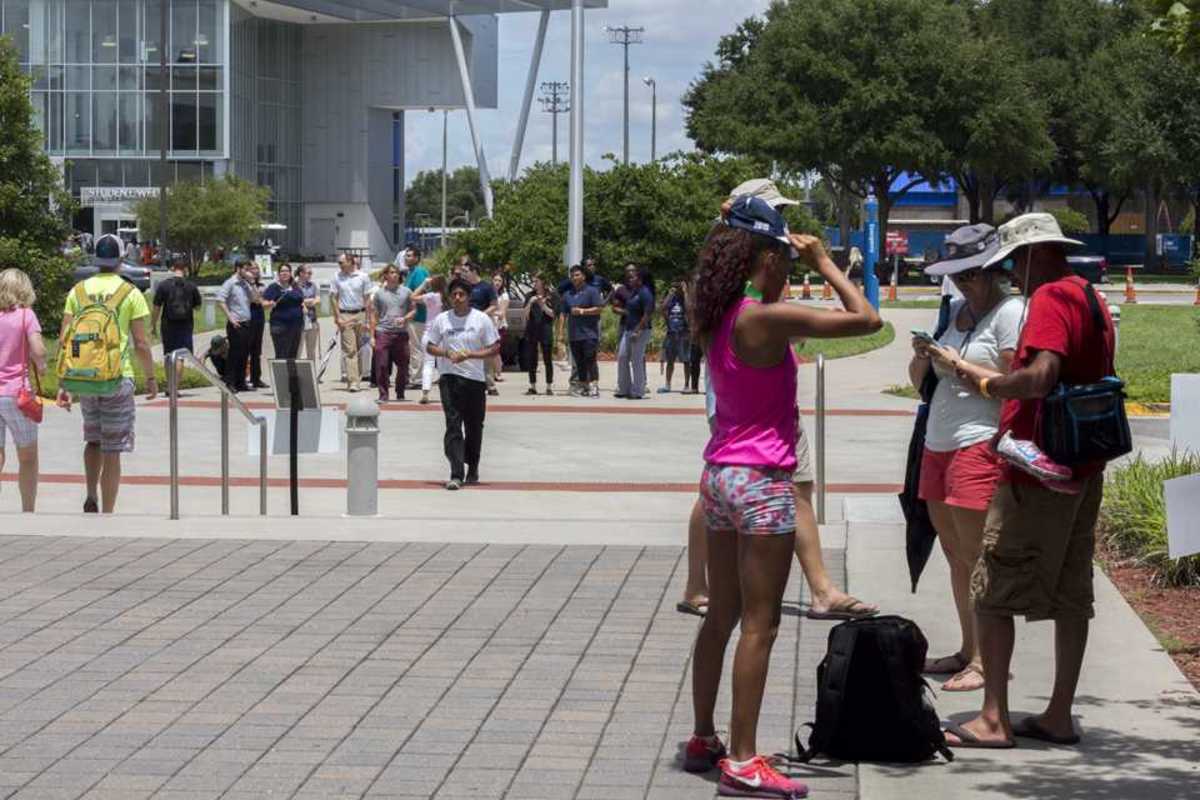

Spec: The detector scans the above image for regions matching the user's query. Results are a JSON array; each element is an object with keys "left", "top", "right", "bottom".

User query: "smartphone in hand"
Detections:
[{"left": 910, "top": 328, "right": 937, "bottom": 345}]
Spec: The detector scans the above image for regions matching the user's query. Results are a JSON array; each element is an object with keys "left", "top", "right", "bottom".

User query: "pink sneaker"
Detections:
[
  {"left": 996, "top": 431, "right": 1073, "bottom": 482},
  {"left": 717, "top": 755, "right": 809, "bottom": 798},
  {"left": 684, "top": 734, "right": 727, "bottom": 773}
]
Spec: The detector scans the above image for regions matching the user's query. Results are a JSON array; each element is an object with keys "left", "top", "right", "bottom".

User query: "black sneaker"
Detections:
[
  {"left": 525, "top": 387, "right": 538, "bottom": 396},
  {"left": 83, "top": 497, "right": 98, "bottom": 513},
  {"left": 445, "top": 479, "right": 462, "bottom": 491},
  {"left": 253, "top": 381, "right": 270, "bottom": 389},
  {"left": 545, "top": 386, "right": 554, "bottom": 396},
  {"left": 465, "top": 472, "right": 480, "bottom": 486}
]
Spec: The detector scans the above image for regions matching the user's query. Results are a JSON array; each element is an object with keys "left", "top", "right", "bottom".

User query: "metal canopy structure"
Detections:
[{"left": 247, "top": 0, "right": 606, "bottom": 23}]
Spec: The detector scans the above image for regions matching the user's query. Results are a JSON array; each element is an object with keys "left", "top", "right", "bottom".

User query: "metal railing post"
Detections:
[
  {"left": 259, "top": 425, "right": 268, "bottom": 516},
  {"left": 168, "top": 351, "right": 180, "bottom": 520},
  {"left": 815, "top": 353, "right": 827, "bottom": 525},
  {"left": 220, "top": 392, "right": 230, "bottom": 515}
]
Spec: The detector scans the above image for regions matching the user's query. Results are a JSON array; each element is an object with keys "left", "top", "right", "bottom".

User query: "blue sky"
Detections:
[{"left": 402, "top": 0, "right": 773, "bottom": 187}]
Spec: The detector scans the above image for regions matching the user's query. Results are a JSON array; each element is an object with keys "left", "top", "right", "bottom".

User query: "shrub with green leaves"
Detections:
[{"left": 1100, "top": 451, "right": 1200, "bottom": 587}]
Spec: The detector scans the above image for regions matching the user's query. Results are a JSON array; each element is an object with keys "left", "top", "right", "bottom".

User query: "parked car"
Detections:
[
  {"left": 72, "top": 260, "right": 152, "bottom": 292},
  {"left": 1066, "top": 254, "right": 1108, "bottom": 285}
]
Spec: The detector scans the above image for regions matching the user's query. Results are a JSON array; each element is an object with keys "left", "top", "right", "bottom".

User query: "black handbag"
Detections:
[{"left": 1038, "top": 281, "right": 1132, "bottom": 466}]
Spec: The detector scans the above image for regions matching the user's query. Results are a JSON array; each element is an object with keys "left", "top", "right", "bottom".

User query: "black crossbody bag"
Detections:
[{"left": 1037, "top": 281, "right": 1132, "bottom": 466}]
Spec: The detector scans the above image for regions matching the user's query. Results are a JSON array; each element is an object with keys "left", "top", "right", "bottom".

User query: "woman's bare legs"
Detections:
[
  {"left": 683, "top": 498, "right": 710, "bottom": 609},
  {"left": 793, "top": 482, "right": 876, "bottom": 616},
  {"left": 16, "top": 444, "right": 37, "bottom": 512},
  {"left": 692, "top": 528, "right": 740, "bottom": 740},
  {"left": 925, "top": 500, "right": 987, "bottom": 690}
]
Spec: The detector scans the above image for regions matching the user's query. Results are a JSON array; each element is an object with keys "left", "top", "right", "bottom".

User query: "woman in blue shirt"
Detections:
[{"left": 262, "top": 264, "right": 306, "bottom": 360}]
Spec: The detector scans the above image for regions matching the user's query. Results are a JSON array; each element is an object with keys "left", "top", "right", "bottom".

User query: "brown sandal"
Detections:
[
  {"left": 942, "top": 663, "right": 985, "bottom": 692},
  {"left": 923, "top": 652, "right": 969, "bottom": 675}
]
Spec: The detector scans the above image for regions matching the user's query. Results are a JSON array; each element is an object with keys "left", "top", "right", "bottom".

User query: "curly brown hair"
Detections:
[{"left": 690, "top": 225, "right": 786, "bottom": 350}]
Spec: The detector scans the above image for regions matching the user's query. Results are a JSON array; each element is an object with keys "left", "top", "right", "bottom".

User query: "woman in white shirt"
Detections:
[
  {"left": 490, "top": 272, "right": 510, "bottom": 387},
  {"left": 908, "top": 224, "right": 1024, "bottom": 693},
  {"left": 412, "top": 275, "right": 446, "bottom": 405}
]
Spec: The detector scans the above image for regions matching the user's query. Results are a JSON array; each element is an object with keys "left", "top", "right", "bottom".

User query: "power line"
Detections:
[
  {"left": 604, "top": 25, "right": 644, "bottom": 165},
  {"left": 538, "top": 81, "right": 571, "bottom": 167}
]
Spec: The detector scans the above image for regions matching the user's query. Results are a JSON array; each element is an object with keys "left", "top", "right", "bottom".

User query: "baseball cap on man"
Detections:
[
  {"left": 728, "top": 178, "right": 800, "bottom": 208},
  {"left": 924, "top": 224, "right": 1002, "bottom": 277},
  {"left": 985, "top": 212, "right": 1083, "bottom": 268},
  {"left": 94, "top": 234, "right": 123, "bottom": 268},
  {"left": 725, "top": 195, "right": 799, "bottom": 258}
]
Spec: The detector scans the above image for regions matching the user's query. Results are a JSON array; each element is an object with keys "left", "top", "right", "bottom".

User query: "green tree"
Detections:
[
  {"left": 0, "top": 35, "right": 75, "bottom": 332},
  {"left": 1147, "top": 0, "right": 1200, "bottom": 59},
  {"left": 683, "top": 0, "right": 987, "bottom": 260},
  {"left": 134, "top": 176, "right": 268, "bottom": 274},
  {"left": 405, "top": 167, "right": 485, "bottom": 227}
]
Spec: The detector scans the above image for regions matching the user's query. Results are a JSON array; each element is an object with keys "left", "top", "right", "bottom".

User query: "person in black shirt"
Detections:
[
  {"left": 523, "top": 274, "right": 557, "bottom": 395},
  {"left": 151, "top": 259, "right": 201, "bottom": 361},
  {"left": 246, "top": 264, "right": 268, "bottom": 389}
]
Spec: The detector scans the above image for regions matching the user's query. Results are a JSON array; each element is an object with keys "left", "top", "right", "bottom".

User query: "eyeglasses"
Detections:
[{"left": 951, "top": 269, "right": 983, "bottom": 285}]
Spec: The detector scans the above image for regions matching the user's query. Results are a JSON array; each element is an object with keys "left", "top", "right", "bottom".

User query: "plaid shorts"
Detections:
[
  {"left": 81, "top": 379, "right": 137, "bottom": 453},
  {"left": 0, "top": 396, "right": 39, "bottom": 449}
]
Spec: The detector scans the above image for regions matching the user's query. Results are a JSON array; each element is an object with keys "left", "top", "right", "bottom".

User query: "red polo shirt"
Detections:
[{"left": 998, "top": 275, "right": 1115, "bottom": 483}]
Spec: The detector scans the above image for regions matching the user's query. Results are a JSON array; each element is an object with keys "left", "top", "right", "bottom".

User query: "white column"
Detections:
[
  {"left": 509, "top": 9, "right": 550, "bottom": 182},
  {"left": 567, "top": 0, "right": 585, "bottom": 266},
  {"left": 448, "top": 15, "right": 494, "bottom": 218}
]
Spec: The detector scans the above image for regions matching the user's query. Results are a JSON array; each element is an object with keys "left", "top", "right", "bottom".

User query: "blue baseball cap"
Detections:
[
  {"left": 725, "top": 195, "right": 798, "bottom": 258},
  {"left": 94, "top": 234, "right": 123, "bottom": 268}
]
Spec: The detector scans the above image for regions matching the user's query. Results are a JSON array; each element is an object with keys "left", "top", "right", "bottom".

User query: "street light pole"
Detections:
[
  {"left": 441, "top": 109, "right": 448, "bottom": 251},
  {"left": 605, "top": 25, "right": 643, "bottom": 166},
  {"left": 157, "top": 0, "right": 168, "bottom": 262},
  {"left": 643, "top": 76, "right": 656, "bottom": 162}
]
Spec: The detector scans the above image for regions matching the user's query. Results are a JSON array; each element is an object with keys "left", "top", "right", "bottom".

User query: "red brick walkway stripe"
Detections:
[
  {"left": 144, "top": 400, "right": 913, "bottom": 418},
  {"left": 3, "top": 473, "right": 901, "bottom": 494}
]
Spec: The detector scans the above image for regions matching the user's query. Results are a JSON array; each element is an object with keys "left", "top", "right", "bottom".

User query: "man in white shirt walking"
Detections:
[
  {"left": 330, "top": 255, "right": 373, "bottom": 392},
  {"left": 424, "top": 277, "right": 501, "bottom": 490}
]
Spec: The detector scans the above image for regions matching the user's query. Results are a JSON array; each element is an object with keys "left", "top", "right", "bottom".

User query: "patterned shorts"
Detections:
[
  {"left": 81, "top": 379, "right": 136, "bottom": 453},
  {"left": 0, "top": 396, "right": 39, "bottom": 450},
  {"left": 700, "top": 464, "right": 797, "bottom": 536}
]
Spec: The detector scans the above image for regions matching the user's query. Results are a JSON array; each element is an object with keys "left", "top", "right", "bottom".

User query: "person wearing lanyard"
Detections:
[
  {"left": 371, "top": 265, "right": 416, "bottom": 402},
  {"left": 246, "top": 264, "right": 268, "bottom": 389},
  {"left": 261, "top": 264, "right": 306, "bottom": 360},
  {"left": 330, "top": 255, "right": 373, "bottom": 392},
  {"left": 295, "top": 265, "right": 321, "bottom": 366},
  {"left": 216, "top": 262, "right": 256, "bottom": 392}
]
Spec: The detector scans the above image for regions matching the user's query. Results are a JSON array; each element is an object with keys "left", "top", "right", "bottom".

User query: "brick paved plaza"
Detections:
[{"left": 0, "top": 536, "right": 852, "bottom": 800}]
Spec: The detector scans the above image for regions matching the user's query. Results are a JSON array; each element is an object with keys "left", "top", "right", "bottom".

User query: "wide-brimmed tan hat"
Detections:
[
  {"left": 728, "top": 178, "right": 799, "bottom": 208},
  {"left": 985, "top": 212, "right": 1083, "bottom": 267}
]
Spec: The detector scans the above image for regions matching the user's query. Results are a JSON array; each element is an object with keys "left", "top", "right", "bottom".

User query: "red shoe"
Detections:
[
  {"left": 717, "top": 755, "right": 808, "bottom": 798},
  {"left": 683, "top": 734, "right": 727, "bottom": 773}
]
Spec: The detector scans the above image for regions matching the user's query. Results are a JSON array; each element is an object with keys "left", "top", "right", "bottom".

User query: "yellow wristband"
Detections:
[{"left": 979, "top": 377, "right": 992, "bottom": 399}]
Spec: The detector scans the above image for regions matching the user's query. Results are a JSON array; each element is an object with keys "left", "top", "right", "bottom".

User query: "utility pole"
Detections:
[
  {"left": 605, "top": 25, "right": 644, "bottom": 165},
  {"left": 441, "top": 109, "right": 448, "bottom": 251},
  {"left": 642, "top": 76, "right": 656, "bottom": 162},
  {"left": 538, "top": 81, "right": 570, "bottom": 166}
]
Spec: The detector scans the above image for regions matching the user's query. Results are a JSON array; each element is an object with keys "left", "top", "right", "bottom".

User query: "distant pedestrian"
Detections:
[
  {"left": 404, "top": 246, "right": 430, "bottom": 388},
  {"left": 57, "top": 233, "right": 158, "bottom": 514},
  {"left": 330, "top": 254, "right": 373, "bottom": 392},
  {"left": 215, "top": 262, "right": 256, "bottom": 392},
  {"left": 615, "top": 265, "right": 653, "bottom": 399},
  {"left": 524, "top": 274, "right": 557, "bottom": 395},
  {"left": 202, "top": 334, "right": 228, "bottom": 378},
  {"left": 659, "top": 280, "right": 691, "bottom": 393},
  {"left": 262, "top": 263, "right": 306, "bottom": 360},
  {"left": 371, "top": 264, "right": 415, "bottom": 402},
  {"left": 0, "top": 268, "right": 47, "bottom": 512},
  {"left": 295, "top": 265, "right": 321, "bottom": 366},
  {"left": 464, "top": 263, "right": 499, "bottom": 395},
  {"left": 490, "top": 272, "right": 510, "bottom": 387},
  {"left": 424, "top": 277, "right": 500, "bottom": 490},
  {"left": 151, "top": 258, "right": 201, "bottom": 360},
  {"left": 246, "top": 264, "right": 268, "bottom": 389},
  {"left": 412, "top": 274, "right": 446, "bottom": 405},
  {"left": 561, "top": 265, "right": 603, "bottom": 398},
  {"left": 558, "top": 257, "right": 611, "bottom": 391}
]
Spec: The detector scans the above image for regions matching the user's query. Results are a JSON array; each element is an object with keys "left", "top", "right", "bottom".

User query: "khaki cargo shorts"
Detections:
[
  {"left": 971, "top": 474, "right": 1103, "bottom": 622},
  {"left": 793, "top": 415, "right": 815, "bottom": 485}
]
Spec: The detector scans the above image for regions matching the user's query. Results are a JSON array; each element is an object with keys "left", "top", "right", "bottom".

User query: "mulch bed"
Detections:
[{"left": 1098, "top": 543, "right": 1200, "bottom": 690}]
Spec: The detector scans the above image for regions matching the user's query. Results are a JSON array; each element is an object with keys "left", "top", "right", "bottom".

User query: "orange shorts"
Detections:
[{"left": 918, "top": 440, "right": 1003, "bottom": 512}]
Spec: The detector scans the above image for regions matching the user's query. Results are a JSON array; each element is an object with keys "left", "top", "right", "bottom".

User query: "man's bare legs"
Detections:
[
  {"left": 84, "top": 443, "right": 121, "bottom": 513},
  {"left": 794, "top": 482, "right": 876, "bottom": 616},
  {"left": 692, "top": 529, "right": 795, "bottom": 761},
  {"left": 945, "top": 612, "right": 1016, "bottom": 745},
  {"left": 682, "top": 498, "right": 709, "bottom": 609},
  {"left": 1034, "top": 618, "right": 1088, "bottom": 738}
]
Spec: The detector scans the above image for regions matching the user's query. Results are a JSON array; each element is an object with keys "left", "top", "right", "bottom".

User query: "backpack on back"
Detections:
[
  {"left": 797, "top": 615, "right": 953, "bottom": 764},
  {"left": 164, "top": 277, "right": 195, "bottom": 323},
  {"left": 57, "top": 280, "right": 135, "bottom": 396}
]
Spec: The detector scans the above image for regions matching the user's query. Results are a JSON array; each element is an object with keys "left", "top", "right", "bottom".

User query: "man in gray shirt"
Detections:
[
  {"left": 215, "top": 263, "right": 258, "bottom": 392},
  {"left": 370, "top": 264, "right": 415, "bottom": 401}
]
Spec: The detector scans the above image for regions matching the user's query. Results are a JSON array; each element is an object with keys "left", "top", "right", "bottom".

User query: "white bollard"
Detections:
[
  {"left": 1108, "top": 303, "right": 1121, "bottom": 352},
  {"left": 345, "top": 395, "right": 380, "bottom": 517},
  {"left": 204, "top": 296, "right": 216, "bottom": 328}
]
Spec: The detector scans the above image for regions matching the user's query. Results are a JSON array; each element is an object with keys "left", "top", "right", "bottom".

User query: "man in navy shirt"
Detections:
[
  {"left": 464, "top": 262, "right": 499, "bottom": 392},
  {"left": 615, "top": 266, "right": 653, "bottom": 399},
  {"left": 561, "top": 265, "right": 604, "bottom": 398}
]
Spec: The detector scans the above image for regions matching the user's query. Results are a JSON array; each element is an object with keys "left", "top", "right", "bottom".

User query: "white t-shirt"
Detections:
[
  {"left": 424, "top": 307, "right": 499, "bottom": 384},
  {"left": 330, "top": 270, "right": 373, "bottom": 311},
  {"left": 926, "top": 296, "right": 1025, "bottom": 452},
  {"left": 494, "top": 290, "right": 510, "bottom": 331}
]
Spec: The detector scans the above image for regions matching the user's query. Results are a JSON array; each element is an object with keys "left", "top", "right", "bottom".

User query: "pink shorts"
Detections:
[
  {"left": 918, "top": 441, "right": 1003, "bottom": 512},
  {"left": 700, "top": 464, "right": 796, "bottom": 536}
]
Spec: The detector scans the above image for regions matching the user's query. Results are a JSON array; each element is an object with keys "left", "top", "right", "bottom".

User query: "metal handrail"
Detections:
[
  {"left": 166, "top": 349, "right": 268, "bottom": 520},
  {"left": 815, "top": 353, "right": 827, "bottom": 525}
]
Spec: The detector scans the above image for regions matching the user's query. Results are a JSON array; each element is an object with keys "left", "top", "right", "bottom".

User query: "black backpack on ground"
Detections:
[
  {"left": 164, "top": 277, "right": 196, "bottom": 323},
  {"left": 797, "top": 615, "right": 953, "bottom": 764}
]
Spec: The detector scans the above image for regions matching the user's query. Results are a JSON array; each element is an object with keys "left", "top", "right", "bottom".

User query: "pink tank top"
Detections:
[{"left": 703, "top": 297, "right": 799, "bottom": 471}]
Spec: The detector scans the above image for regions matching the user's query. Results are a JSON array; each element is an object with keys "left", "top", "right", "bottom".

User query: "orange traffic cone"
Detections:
[
  {"left": 1124, "top": 267, "right": 1138, "bottom": 304},
  {"left": 1194, "top": 283, "right": 1200, "bottom": 306},
  {"left": 822, "top": 280, "right": 833, "bottom": 301},
  {"left": 802, "top": 274, "right": 813, "bottom": 300},
  {"left": 887, "top": 274, "right": 898, "bottom": 303}
]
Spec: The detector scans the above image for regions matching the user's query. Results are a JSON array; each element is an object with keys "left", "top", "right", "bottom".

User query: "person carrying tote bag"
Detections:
[{"left": 0, "top": 268, "right": 47, "bottom": 512}]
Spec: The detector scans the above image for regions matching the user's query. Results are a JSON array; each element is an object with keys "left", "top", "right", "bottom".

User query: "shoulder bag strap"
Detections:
[
  {"left": 73, "top": 282, "right": 91, "bottom": 308},
  {"left": 22, "top": 308, "right": 41, "bottom": 396},
  {"left": 105, "top": 280, "right": 135, "bottom": 312},
  {"left": 1076, "top": 279, "right": 1114, "bottom": 373}
]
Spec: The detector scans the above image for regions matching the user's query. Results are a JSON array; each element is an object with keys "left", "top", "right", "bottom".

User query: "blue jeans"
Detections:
[{"left": 616, "top": 327, "right": 651, "bottom": 398}]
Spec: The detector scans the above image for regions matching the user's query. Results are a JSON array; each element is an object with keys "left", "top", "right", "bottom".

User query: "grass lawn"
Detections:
[
  {"left": 796, "top": 322, "right": 895, "bottom": 361},
  {"left": 882, "top": 300, "right": 941, "bottom": 310},
  {"left": 37, "top": 338, "right": 212, "bottom": 399},
  {"left": 883, "top": 383, "right": 920, "bottom": 400},
  {"left": 1116, "top": 306, "right": 1200, "bottom": 403}
]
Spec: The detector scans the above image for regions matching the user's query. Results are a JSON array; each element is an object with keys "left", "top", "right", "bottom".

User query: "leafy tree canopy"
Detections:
[
  {"left": 405, "top": 167, "right": 485, "bottom": 228},
  {"left": 134, "top": 176, "right": 268, "bottom": 274}
]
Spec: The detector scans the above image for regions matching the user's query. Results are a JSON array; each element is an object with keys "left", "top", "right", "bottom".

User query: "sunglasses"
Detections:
[{"left": 951, "top": 268, "right": 983, "bottom": 285}]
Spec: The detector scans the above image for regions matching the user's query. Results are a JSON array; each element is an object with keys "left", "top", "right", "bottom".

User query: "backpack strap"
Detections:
[
  {"left": 73, "top": 282, "right": 92, "bottom": 309},
  {"left": 104, "top": 281, "right": 135, "bottom": 312},
  {"left": 798, "top": 624, "right": 858, "bottom": 762},
  {"left": 876, "top": 624, "right": 954, "bottom": 763},
  {"left": 1075, "top": 279, "right": 1114, "bottom": 374}
]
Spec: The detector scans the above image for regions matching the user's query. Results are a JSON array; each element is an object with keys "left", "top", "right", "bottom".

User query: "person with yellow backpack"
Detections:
[{"left": 55, "top": 233, "right": 157, "bottom": 514}]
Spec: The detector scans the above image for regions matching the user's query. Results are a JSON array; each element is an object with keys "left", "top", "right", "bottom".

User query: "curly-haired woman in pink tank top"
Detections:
[{"left": 684, "top": 197, "right": 881, "bottom": 798}]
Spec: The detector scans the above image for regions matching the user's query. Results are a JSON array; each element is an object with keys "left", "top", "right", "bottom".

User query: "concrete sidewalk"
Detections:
[{"left": 844, "top": 497, "right": 1200, "bottom": 800}]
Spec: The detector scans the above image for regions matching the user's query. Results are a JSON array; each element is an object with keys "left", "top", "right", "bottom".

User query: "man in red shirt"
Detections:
[{"left": 943, "top": 213, "right": 1114, "bottom": 750}]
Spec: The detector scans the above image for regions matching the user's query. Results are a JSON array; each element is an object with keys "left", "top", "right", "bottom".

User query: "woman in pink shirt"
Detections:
[
  {"left": 685, "top": 197, "right": 881, "bottom": 798},
  {"left": 0, "top": 269, "right": 48, "bottom": 512}
]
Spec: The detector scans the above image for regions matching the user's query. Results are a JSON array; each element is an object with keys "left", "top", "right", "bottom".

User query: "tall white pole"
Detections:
[
  {"left": 441, "top": 109, "right": 448, "bottom": 251},
  {"left": 568, "top": 0, "right": 585, "bottom": 267}
]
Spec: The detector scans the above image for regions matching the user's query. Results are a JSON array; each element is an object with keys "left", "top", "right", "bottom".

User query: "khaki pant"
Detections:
[
  {"left": 339, "top": 312, "right": 367, "bottom": 387},
  {"left": 408, "top": 320, "right": 425, "bottom": 386},
  {"left": 302, "top": 322, "right": 321, "bottom": 366}
]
